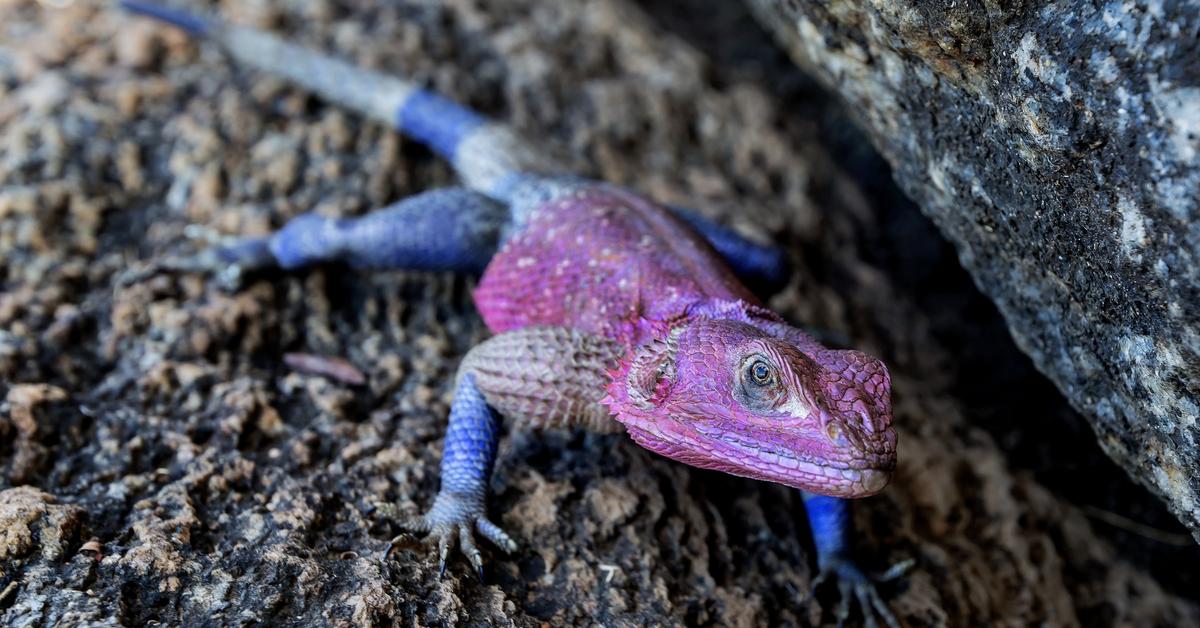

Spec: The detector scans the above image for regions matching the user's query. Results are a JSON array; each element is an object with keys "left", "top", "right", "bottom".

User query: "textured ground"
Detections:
[{"left": 0, "top": 0, "right": 1197, "bottom": 626}]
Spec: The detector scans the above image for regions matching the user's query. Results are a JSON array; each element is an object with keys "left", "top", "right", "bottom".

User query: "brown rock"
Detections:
[{"left": 0, "top": 487, "right": 85, "bottom": 563}]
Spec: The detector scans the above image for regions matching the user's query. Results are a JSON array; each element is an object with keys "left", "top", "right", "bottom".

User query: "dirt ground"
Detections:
[{"left": 0, "top": 0, "right": 1197, "bottom": 626}]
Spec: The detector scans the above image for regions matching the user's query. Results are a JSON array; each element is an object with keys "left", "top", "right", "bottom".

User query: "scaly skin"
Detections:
[
  {"left": 477, "top": 183, "right": 895, "bottom": 496},
  {"left": 120, "top": 3, "right": 905, "bottom": 625}
]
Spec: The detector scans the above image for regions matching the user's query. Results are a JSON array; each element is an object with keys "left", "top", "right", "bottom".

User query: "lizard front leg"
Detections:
[
  {"left": 802, "top": 493, "right": 911, "bottom": 628},
  {"left": 396, "top": 372, "right": 513, "bottom": 579},
  {"left": 393, "top": 326, "right": 623, "bottom": 577}
]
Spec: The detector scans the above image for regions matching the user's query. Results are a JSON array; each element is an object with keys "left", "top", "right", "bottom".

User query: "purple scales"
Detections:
[
  {"left": 477, "top": 183, "right": 895, "bottom": 497},
  {"left": 476, "top": 185, "right": 756, "bottom": 340}
]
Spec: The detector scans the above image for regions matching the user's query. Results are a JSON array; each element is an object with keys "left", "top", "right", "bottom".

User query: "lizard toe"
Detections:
[
  {"left": 395, "top": 513, "right": 431, "bottom": 534},
  {"left": 458, "top": 524, "right": 485, "bottom": 581},
  {"left": 116, "top": 233, "right": 276, "bottom": 290},
  {"left": 475, "top": 517, "right": 517, "bottom": 553},
  {"left": 214, "top": 264, "right": 247, "bottom": 292},
  {"left": 834, "top": 577, "right": 852, "bottom": 628},
  {"left": 399, "top": 491, "right": 514, "bottom": 577},
  {"left": 862, "top": 581, "right": 900, "bottom": 628},
  {"left": 805, "top": 555, "right": 910, "bottom": 628},
  {"left": 854, "top": 583, "right": 879, "bottom": 628},
  {"left": 435, "top": 527, "right": 454, "bottom": 578}
]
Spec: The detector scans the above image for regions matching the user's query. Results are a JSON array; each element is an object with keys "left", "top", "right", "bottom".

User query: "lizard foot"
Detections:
[
  {"left": 804, "top": 556, "right": 913, "bottom": 628},
  {"left": 388, "top": 490, "right": 516, "bottom": 580},
  {"left": 117, "top": 227, "right": 277, "bottom": 291}
]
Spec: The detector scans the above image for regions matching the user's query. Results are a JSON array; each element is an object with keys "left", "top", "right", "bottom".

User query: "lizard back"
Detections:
[{"left": 473, "top": 185, "right": 759, "bottom": 345}]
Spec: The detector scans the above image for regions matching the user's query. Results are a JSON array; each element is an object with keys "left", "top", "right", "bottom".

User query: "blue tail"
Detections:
[
  {"left": 119, "top": 1, "right": 210, "bottom": 36},
  {"left": 395, "top": 91, "right": 488, "bottom": 162},
  {"left": 117, "top": 1, "right": 551, "bottom": 199}
]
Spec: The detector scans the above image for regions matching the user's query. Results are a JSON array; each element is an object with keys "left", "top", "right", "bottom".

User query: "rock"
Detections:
[
  {"left": 4, "top": 384, "right": 71, "bottom": 485},
  {"left": 748, "top": 0, "right": 1200, "bottom": 539},
  {"left": 0, "top": 487, "right": 85, "bottom": 563}
]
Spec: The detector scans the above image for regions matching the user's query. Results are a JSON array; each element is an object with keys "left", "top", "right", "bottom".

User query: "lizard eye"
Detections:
[
  {"left": 747, "top": 359, "right": 773, "bottom": 386},
  {"left": 736, "top": 354, "right": 786, "bottom": 411}
]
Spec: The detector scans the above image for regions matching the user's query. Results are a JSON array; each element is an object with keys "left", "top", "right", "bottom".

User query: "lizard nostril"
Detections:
[{"left": 858, "top": 409, "right": 877, "bottom": 435}]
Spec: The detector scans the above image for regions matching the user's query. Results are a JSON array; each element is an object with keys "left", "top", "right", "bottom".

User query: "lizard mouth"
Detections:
[
  {"left": 694, "top": 423, "right": 894, "bottom": 496},
  {"left": 622, "top": 420, "right": 895, "bottom": 498}
]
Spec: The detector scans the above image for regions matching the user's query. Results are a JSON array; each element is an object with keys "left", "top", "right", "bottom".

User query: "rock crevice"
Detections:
[{"left": 751, "top": 0, "right": 1200, "bottom": 538}]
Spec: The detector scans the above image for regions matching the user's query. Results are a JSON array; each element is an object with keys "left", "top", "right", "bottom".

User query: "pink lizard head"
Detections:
[{"left": 605, "top": 318, "right": 897, "bottom": 497}]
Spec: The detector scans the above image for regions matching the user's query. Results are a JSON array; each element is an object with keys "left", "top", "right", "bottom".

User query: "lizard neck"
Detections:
[
  {"left": 682, "top": 297, "right": 784, "bottom": 326},
  {"left": 616, "top": 298, "right": 780, "bottom": 350}
]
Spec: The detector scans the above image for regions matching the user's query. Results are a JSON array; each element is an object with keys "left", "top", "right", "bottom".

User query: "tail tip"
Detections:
[{"left": 118, "top": 1, "right": 210, "bottom": 37}]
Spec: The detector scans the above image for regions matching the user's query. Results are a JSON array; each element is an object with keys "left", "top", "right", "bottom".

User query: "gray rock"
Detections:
[{"left": 749, "top": 0, "right": 1200, "bottom": 538}]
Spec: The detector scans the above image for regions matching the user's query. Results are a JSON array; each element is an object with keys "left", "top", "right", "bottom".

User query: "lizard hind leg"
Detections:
[
  {"left": 667, "top": 205, "right": 791, "bottom": 297},
  {"left": 266, "top": 187, "right": 510, "bottom": 274},
  {"left": 124, "top": 187, "right": 511, "bottom": 290}
]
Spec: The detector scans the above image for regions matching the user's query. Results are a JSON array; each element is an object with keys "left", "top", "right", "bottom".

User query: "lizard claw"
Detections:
[
  {"left": 182, "top": 224, "right": 226, "bottom": 246},
  {"left": 117, "top": 232, "right": 276, "bottom": 292},
  {"left": 803, "top": 556, "right": 912, "bottom": 628},
  {"left": 386, "top": 491, "right": 516, "bottom": 579}
]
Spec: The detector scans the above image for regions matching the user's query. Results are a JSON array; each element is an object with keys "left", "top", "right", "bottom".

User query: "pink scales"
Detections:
[{"left": 472, "top": 186, "right": 758, "bottom": 347}]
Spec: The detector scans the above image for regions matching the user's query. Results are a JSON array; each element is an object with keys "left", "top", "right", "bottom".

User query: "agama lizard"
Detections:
[{"left": 119, "top": 2, "right": 905, "bottom": 625}]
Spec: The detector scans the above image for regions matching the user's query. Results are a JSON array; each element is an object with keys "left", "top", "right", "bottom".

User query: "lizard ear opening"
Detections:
[{"left": 626, "top": 331, "right": 680, "bottom": 408}]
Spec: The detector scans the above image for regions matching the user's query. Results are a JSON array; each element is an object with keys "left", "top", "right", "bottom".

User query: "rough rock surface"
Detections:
[
  {"left": 747, "top": 0, "right": 1200, "bottom": 538},
  {"left": 0, "top": 0, "right": 1197, "bottom": 625}
]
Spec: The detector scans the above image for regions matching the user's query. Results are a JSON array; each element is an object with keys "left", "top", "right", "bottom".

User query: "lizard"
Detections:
[{"left": 118, "top": 2, "right": 907, "bottom": 625}]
